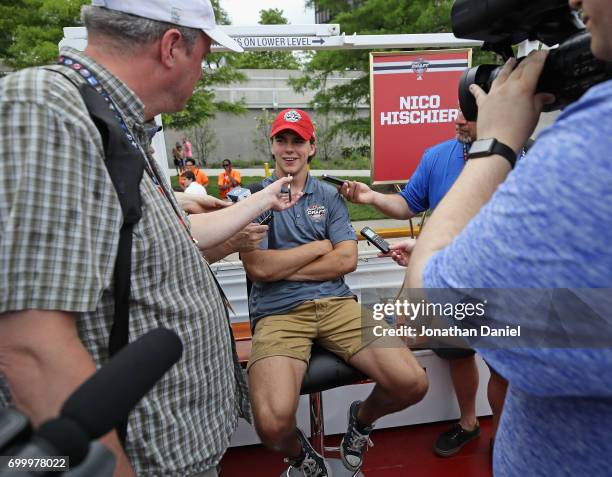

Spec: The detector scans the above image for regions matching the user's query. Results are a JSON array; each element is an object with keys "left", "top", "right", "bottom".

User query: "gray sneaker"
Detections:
[
  {"left": 340, "top": 401, "right": 373, "bottom": 472},
  {"left": 284, "top": 428, "right": 333, "bottom": 477}
]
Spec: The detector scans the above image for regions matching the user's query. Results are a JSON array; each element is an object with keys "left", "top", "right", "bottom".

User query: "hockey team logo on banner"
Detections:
[
  {"left": 370, "top": 49, "right": 471, "bottom": 184},
  {"left": 411, "top": 58, "right": 430, "bottom": 80}
]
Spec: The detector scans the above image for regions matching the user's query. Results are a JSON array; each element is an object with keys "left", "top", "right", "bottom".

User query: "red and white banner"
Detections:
[{"left": 370, "top": 49, "right": 471, "bottom": 184}]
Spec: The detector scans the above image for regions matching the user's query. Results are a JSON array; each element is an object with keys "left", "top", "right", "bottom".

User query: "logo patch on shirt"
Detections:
[{"left": 306, "top": 204, "right": 326, "bottom": 221}]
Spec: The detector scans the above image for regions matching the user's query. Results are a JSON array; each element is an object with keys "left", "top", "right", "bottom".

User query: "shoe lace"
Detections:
[
  {"left": 346, "top": 427, "right": 374, "bottom": 453},
  {"left": 284, "top": 456, "right": 325, "bottom": 477},
  {"left": 300, "top": 457, "right": 321, "bottom": 477}
]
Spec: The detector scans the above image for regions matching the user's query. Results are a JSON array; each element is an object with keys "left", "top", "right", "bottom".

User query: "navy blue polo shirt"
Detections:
[{"left": 249, "top": 174, "right": 357, "bottom": 325}]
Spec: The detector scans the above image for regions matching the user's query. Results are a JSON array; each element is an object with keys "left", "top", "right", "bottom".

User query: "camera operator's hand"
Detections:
[{"left": 470, "top": 51, "right": 556, "bottom": 153}]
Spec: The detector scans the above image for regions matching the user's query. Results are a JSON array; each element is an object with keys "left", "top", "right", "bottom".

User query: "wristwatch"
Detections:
[{"left": 467, "top": 138, "right": 517, "bottom": 169}]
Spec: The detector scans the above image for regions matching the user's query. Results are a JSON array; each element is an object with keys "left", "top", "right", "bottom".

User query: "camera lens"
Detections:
[
  {"left": 458, "top": 64, "right": 500, "bottom": 121},
  {"left": 458, "top": 31, "right": 612, "bottom": 121}
]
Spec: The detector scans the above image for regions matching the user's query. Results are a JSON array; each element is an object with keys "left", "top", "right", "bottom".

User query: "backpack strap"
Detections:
[
  {"left": 45, "top": 67, "right": 145, "bottom": 444},
  {"left": 75, "top": 84, "right": 145, "bottom": 358}
]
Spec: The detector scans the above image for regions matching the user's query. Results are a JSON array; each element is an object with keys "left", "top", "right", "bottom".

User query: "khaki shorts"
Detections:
[{"left": 247, "top": 296, "right": 387, "bottom": 370}]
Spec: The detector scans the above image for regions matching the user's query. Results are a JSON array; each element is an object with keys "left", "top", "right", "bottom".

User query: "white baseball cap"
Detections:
[{"left": 91, "top": 0, "right": 244, "bottom": 52}]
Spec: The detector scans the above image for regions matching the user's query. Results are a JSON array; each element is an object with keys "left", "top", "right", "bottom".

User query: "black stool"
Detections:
[{"left": 295, "top": 343, "right": 368, "bottom": 477}]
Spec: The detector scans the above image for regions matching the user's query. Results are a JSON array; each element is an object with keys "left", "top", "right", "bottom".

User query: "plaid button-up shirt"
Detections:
[{"left": 0, "top": 47, "right": 250, "bottom": 477}]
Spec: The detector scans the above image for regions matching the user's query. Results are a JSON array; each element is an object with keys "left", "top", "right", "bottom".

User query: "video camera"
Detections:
[{"left": 452, "top": 0, "right": 612, "bottom": 120}]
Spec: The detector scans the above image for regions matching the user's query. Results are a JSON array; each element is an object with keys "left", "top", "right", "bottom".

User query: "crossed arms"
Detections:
[{"left": 241, "top": 239, "right": 357, "bottom": 283}]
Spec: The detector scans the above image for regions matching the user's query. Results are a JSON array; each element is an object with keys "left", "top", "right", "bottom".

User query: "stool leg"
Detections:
[
  {"left": 307, "top": 392, "right": 366, "bottom": 476},
  {"left": 309, "top": 391, "right": 325, "bottom": 456}
]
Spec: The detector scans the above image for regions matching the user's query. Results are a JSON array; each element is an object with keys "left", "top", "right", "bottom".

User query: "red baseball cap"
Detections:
[{"left": 270, "top": 109, "right": 315, "bottom": 141}]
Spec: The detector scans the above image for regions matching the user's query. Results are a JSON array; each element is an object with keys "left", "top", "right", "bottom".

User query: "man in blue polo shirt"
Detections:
[
  {"left": 241, "top": 108, "right": 428, "bottom": 477},
  {"left": 341, "top": 108, "right": 490, "bottom": 457}
]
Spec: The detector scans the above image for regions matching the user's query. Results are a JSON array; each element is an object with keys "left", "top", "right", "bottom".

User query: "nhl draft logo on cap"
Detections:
[{"left": 284, "top": 110, "right": 302, "bottom": 123}]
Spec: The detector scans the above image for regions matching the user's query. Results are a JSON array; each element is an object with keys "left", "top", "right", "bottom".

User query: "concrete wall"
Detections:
[
  {"left": 164, "top": 68, "right": 368, "bottom": 166},
  {"left": 163, "top": 68, "right": 560, "bottom": 167}
]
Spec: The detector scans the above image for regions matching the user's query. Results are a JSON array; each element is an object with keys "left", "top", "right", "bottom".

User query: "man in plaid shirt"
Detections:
[{"left": 0, "top": 1, "right": 299, "bottom": 476}]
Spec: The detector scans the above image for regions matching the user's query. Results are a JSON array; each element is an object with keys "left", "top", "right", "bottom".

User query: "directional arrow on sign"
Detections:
[{"left": 212, "top": 36, "right": 339, "bottom": 51}]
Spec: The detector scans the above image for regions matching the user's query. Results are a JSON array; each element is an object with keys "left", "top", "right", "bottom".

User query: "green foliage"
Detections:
[
  {"left": 1, "top": 0, "right": 245, "bottom": 130},
  {"left": 228, "top": 8, "right": 299, "bottom": 70},
  {"left": 189, "top": 121, "right": 218, "bottom": 165},
  {"left": 252, "top": 109, "right": 276, "bottom": 160},
  {"left": 472, "top": 48, "right": 499, "bottom": 66},
  {"left": 162, "top": 65, "right": 247, "bottom": 130},
  {"left": 163, "top": 0, "right": 247, "bottom": 130},
  {"left": 309, "top": 155, "right": 370, "bottom": 170},
  {"left": 259, "top": 8, "right": 288, "bottom": 25},
  {"left": 0, "top": 0, "right": 87, "bottom": 68},
  {"left": 295, "top": 0, "right": 495, "bottom": 139}
]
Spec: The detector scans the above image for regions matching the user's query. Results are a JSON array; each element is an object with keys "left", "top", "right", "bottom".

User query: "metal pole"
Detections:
[{"left": 309, "top": 392, "right": 325, "bottom": 456}]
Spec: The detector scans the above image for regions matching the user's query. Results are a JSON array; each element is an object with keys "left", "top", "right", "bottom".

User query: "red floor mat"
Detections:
[{"left": 221, "top": 418, "right": 493, "bottom": 477}]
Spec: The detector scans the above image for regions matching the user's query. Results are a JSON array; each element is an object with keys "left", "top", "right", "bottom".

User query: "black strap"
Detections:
[{"left": 45, "top": 67, "right": 145, "bottom": 444}]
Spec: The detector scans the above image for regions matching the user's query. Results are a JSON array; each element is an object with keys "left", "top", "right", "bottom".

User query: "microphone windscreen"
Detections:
[
  {"left": 245, "top": 183, "right": 264, "bottom": 194},
  {"left": 61, "top": 328, "right": 183, "bottom": 439},
  {"left": 37, "top": 417, "right": 90, "bottom": 467},
  {"left": 0, "top": 408, "right": 31, "bottom": 451}
]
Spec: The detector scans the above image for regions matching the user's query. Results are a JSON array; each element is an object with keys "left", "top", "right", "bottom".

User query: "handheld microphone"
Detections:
[
  {"left": 0, "top": 409, "right": 30, "bottom": 453},
  {"left": 0, "top": 328, "right": 183, "bottom": 476},
  {"left": 61, "top": 327, "right": 183, "bottom": 440},
  {"left": 0, "top": 418, "right": 92, "bottom": 477}
]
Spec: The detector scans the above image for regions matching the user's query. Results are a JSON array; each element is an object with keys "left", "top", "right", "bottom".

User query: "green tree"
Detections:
[
  {"left": 189, "top": 121, "right": 218, "bottom": 166},
  {"left": 229, "top": 8, "right": 299, "bottom": 70},
  {"left": 163, "top": 0, "right": 247, "bottom": 130},
  {"left": 0, "top": 0, "right": 87, "bottom": 69},
  {"left": 0, "top": 0, "right": 246, "bottom": 130},
  {"left": 252, "top": 109, "right": 275, "bottom": 161},
  {"left": 294, "top": 0, "right": 494, "bottom": 140}
]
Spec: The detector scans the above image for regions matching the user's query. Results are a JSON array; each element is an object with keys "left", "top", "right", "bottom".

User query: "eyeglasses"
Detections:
[{"left": 222, "top": 163, "right": 230, "bottom": 167}]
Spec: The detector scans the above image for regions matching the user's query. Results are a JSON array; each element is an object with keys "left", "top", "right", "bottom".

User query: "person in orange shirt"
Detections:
[
  {"left": 179, "top": 158, "right": 209, "bottom": 191},
  {"left": 218, "top": 159, "right": 241, "bottom": 199}
]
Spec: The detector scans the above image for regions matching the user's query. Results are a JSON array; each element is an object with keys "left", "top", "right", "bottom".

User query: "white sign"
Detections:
[{"left": 232, "top": 36, "right": 327, "bottom": 49}]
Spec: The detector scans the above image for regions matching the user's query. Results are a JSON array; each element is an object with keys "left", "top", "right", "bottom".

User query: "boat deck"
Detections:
[{"left": 221, "top": 417, "right": 493, "bottom": 476}]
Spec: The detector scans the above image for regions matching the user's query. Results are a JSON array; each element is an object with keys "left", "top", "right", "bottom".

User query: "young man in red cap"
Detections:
[
  {"left": 0, "top": 3, "right": 301, "bottom": 477},
  {"left": 241, "top": 109, "right": 428, "bottom": 476}
]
